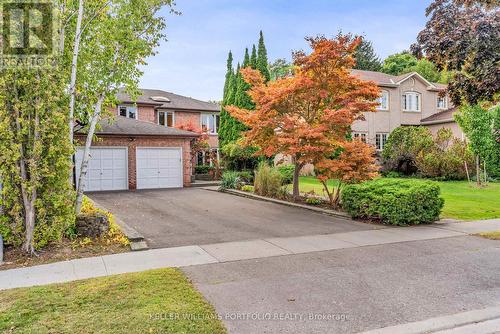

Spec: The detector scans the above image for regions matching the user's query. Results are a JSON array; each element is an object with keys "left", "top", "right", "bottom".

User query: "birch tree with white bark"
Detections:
[{"left": 73, "top": 0, "right": 175, "bottom": 213}]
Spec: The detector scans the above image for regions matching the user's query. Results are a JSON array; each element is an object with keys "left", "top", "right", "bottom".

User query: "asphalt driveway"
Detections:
[{"left": 90, "top": 188, "right": 378, "bottom": 248}]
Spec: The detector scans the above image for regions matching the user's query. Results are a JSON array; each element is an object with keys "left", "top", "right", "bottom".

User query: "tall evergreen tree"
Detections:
[
  {"left": 354, "top": 37, "right": 382, "bottom": 71},
  {"left": 223, "top": 51, "right": 234, "bottom": 101},
  {"left": 250, "top": 45, "right": 257, "bottom": 69},
  {"left": 243, "top": 48, "right": 250, "bottom": 67},
  {"left": 257, "top": 31, "right": 271, "bottom": 82}
]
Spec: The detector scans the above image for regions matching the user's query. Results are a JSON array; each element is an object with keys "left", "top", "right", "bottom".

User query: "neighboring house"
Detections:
[
  {"left": 276, "top": 69, "right": 462, "bottom": 174},
  {"left": 351, "top": 69, "right": 462, "bottom": 151},
  {"left": 75, "top": 89, "right": 220, "bottom": 192}
]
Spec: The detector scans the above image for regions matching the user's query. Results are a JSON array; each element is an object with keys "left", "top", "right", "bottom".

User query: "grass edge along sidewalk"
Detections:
[{"left": 0, "top": 268, "right": 227, "bottom": 334}]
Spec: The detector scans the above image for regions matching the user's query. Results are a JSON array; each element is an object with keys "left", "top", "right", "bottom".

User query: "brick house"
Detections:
[{"left": 75, "top": 89, "right": 220, "bottom": 192}]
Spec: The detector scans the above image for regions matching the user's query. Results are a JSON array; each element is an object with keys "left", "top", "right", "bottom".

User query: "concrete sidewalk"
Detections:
[{"left": 1, "top": 219, "right": 499, "bottom": 290}]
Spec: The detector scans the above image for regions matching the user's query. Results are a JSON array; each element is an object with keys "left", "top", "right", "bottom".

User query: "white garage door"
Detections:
[
  {"left": 136, "top": 148, "right": 183, "bottom": 189},
  {"left": 76, "top": 147, "right": 128, "bottom": 192}
]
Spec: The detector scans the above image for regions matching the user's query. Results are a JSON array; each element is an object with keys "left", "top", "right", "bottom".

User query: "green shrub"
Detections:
[
  {"left": 305, "top": 197, "right": 322, "bottom": 205},
  {"left": 195, "top": 165, "right": 213, "bottom": 174},
  {"left": 220, "top": 171, "right": 243, "bottom": 190},
  {"left": 254, "top": 162, "right": 284, "bottom": 198},
  {"left": 277, "top": 164, "right": 295, "bottom": 184},
  {"left": 236, "top": 170, "right": 254, "bottom": 184},
  {"left": 241, "top": 185, "right": 255, "bottom": 192},
  {"left": 341, "top": 178, "right": 444, "bottom": 226}
]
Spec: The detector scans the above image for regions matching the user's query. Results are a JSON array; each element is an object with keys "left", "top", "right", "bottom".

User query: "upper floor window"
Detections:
[
  {"left": 402, "top": 92, "right": 421, "bottom": 112},
  {"left": 376, "top": 90, "right": 389, "bottom": 110},
  {"left": 201, "top": 113, "right": 220, "bottom": 134},
  {"left": 375, "top": 133, "right": 388, "bottom": 151},
  {"left": 158, "top": 111, "right": 174, "bottom": 127},
  {"left": 118, "top": 105, "right": 137, "bottom": 119},
  {"left": 437, "top": 96, "right": 448, "bottom": 110},
  {"left": 353, "top": 132, "right": 367, "bottom": 143}
]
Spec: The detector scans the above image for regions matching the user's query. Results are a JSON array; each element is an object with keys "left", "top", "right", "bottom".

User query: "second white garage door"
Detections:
[{"left": 136, "top": 148, "right": 183, "bottom": 189}]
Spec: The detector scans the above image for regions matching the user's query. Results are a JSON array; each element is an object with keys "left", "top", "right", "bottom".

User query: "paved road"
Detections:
[
  {"left": 90, "top": 188, "right": 378, "bottom": 248},
  {"left": 183, "top": 235, "right": 500, "bottom": 334}
]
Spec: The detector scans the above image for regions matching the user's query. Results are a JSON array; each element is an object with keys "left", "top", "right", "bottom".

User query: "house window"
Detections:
[
  {"left": 353, "top": 132, "right": 367, "bottom": 143},
  {"left": 197, "top": 148, "right": 219, "bottom": 166},
  {"left": 402, "top": 92, "right": 421, "bottom": 112},
  {"left": 376, "top": 90, "right": 389, "bottom": 110},
  {"left": 437, "top": 96, "right": 447, "bottom": 109},
  {"left": 158, "top": 111, "right": 174, "bottom": 127},
  {"left": 201, "top": 113, "right": 220, "bottom": 134},
  {"left": 118, "top": 105, "right": 137, "bottom": 119},
  {"left": 375, "top": 133, "right": 388, "bottom": 151}
]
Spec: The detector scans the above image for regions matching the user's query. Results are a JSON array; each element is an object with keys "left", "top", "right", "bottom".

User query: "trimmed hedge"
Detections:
[{"left": 341, "top": 178, "right": 444, "bottom": 226}]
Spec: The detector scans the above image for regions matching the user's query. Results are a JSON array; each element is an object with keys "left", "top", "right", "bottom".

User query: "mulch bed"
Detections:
[{"left": 1, "top": 238, "right": 129, "bottom": 271}]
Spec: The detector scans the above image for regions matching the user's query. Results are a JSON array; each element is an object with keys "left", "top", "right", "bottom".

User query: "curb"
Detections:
[
  {"left": 91, "top": 199, "right": 149, "bottom": 251},
  {"left": 213, "top": 188, "right": 351, "bottom": 219}
]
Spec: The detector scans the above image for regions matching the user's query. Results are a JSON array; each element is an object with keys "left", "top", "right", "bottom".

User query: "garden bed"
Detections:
[
  {"left": 220, "top": 188, "right": 350, "bottom": 219},
  {"left": 1, "top": 239, "right": 129, "bottom": 271},
  {"left": 0, "top": 197, "right": 130, "bottom": 271}
]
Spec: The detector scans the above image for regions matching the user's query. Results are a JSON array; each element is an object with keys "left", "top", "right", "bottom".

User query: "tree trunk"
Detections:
[
  {"left": 292, "top": 160, "right": 302, "bottom": 200},
  {"left": 75, "top": 95, "right": 104, "bottom": 214},
  {"left": 68, "top": 0, "right": 85, "bottom": 183},
  {"left": 476, "top": 154, "right": 481, "bottom": 187},
  {"left": 464, "top": 160, "right": 470, "bottom": 183}
]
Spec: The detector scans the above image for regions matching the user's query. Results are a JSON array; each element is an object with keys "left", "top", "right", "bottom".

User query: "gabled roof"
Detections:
[
  {"left": 420, "top": 107, "right": 457, "bottom": 124},
  {"left": 78, "top": 116, "right": 200, "bottom": 137},
  {"left": 117, "top": 88, "right": 220, "bottom": 112},
  {"left": 350, "top": 69, "right": 446, "bottom": 90}
]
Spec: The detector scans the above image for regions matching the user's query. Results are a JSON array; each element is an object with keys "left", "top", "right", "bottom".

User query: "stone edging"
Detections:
[
  {"left": 214, "top": 188, "right": 351, "bottom": 219},
  {"left": 91, "top": 199, "right": 149, "bottom": 251}
]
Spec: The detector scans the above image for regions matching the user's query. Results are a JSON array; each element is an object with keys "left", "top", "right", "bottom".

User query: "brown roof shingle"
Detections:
[
  {"left": 420, "top": 107, "right": 457, "bottom": 123},
  {"left": 78, "top": 116, "right": 200, "bottom": 137},
  {"left": 350, "top": 69, "right": 445, "bottom": 89},
  {"left": 117, "top": 89, "right": 220, "bottom": 112}
]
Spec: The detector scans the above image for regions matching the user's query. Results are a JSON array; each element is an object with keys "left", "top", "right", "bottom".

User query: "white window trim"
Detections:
[
  {"left": 437, "top": 96, "right": 448, "bottom": 110},
  {"left": 353, "top": 132, "right": 367, "bottom": 143},
  {"left": 402, "top": 92, "right": 421, "bottom": 112},
  {"left": 158, "top": 110, "right": 175, "bottom": 127},
  {"left": 200, "top": 113, "right": 219, "bottom": 135},
  {"left": 375, "top": 133, "right": 388, "bottom": 151},
  {"left": 118, "top": 105, "right": 138, "bottom": 120},
  {"left": 376, "top": 90, "right": 389, "bottom": 111}
]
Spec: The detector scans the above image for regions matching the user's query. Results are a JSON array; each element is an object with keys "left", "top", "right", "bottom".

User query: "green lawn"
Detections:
[
  {"left": 296, "top": 176, "right": 500, "bottom": 221},
  {"left": 0, "top": 268, "right": 226, "bottom": 334}
]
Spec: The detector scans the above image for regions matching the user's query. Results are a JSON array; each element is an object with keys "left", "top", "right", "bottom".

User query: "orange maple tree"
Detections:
[
  {"left": 226, "top": 34, "right": 380, "bottom": 200},
  {"left": 315, "top": 140, "right": 378, "bottom": 208}
]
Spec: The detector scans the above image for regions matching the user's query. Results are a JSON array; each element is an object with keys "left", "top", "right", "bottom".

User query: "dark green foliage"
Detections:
[
  {"left": 382, "top": 52, "right": 418, "bottom": 75},
  {"left": 243, "top": 48, "right": 250, "bottom": 67},
  {"left": 220, "top": 171, "right": 243, "bottom": 190},
  {"left": 194, "top": 165, "right": 213, "bottom": 174},
  {"left": 250, "top": 45, "right": 257, "bottom": 69},
  {"left": 277, "top": 164, "right": 295, "bottom": 184},
  {"left": 354, "top": 37, "right": 382, "bottom": 71},
  {"left": 415, "top": 128, "right": 474, "bottom": 180},
  {"left": 382, "top": 126, "right": 434, "bottom": 175},
  {"left": 341, "top": 179, "right": 444, "bottom": 226},
  {"left": 235, "top": 170, "right": 254, "bottom": 184},
  {"left": 269, "top": 58, "right": 294, "bottom": 81},
  {"left": 220, "top": 142, "right": 259, "bottom": 171},
  {"left": 220, "top": 31, "right": 271, "bottom": 153},
  {"left": 257, "top": 31, "right": 271, "bottom": 82}
]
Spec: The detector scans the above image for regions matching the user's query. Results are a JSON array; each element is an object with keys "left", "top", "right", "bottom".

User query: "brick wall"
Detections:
[{"left": 75, "top": 135, "right": 193, "bottom": 189}]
